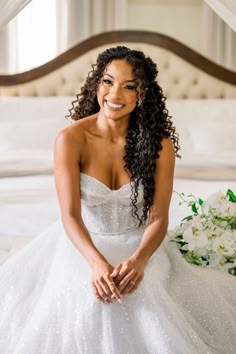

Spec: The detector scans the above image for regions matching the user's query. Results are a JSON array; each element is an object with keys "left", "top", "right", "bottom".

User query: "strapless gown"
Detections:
[{"left": 0, "top": 173, "right": 235, "bottom": 354}]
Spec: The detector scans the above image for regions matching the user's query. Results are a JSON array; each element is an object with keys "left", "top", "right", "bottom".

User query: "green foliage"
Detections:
[
  {"left": 171, "top": 189, "right": 236, "bottom": 276},
  {"left": 227, "top": 189, "right": 236, "bottom": 203}
]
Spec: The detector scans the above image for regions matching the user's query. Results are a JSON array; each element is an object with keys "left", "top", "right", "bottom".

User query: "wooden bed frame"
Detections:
[
  {"left": 0, "top": 31, "right": 236, "bottom": 263},
  {"left": 0, "top": 30, "right": 235, "bottom": 97}
]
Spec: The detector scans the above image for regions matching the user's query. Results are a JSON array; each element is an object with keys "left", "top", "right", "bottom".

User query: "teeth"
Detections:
[{"left": 106, "top": 101, "right": 123, "bottom": 109}]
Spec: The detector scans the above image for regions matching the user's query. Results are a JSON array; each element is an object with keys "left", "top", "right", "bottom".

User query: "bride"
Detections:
[{"left": 0, "top": 46, "right": 235, "bottom": 354}]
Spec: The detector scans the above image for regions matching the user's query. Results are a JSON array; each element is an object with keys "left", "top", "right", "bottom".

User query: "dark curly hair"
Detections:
[{"left": 67, "top": 46, "right": 180, "bottom": 225}]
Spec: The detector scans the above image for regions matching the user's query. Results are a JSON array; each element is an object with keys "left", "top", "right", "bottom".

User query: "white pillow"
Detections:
[
  {"left": 0, "top": 96, "right": 74, "bottom": 121},
  {"left": 0, "top": 97, "right": 73, "bottom": 176},
  {"left": 167, "top": 100, "right": 193, "bottom": 157},
  {"left": 0, "top": 150, "right": 54, "bottom": 177},
  {"left": 168, "top": 99, "right": 236, "bottom": 155},
  {"left": 175, "top": 151, "right": 236, "bottom": 180},
  {"left": 0, "top": 118, "right": 69, "bottom": 151},
  {"left": 189, "top": 121, "right": 236, "bottom": 154}
]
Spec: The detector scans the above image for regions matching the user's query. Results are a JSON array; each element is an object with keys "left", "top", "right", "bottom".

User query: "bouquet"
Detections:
[{"left": 169, "top": 189, "right": 236, "bottom": 276}]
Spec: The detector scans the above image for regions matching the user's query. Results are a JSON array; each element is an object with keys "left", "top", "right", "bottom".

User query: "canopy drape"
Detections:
[
  {"left": 0, "top": 0, "right": 31, "bottom": 31},
  {"left": 205, "top": 0, "right": 236, "bottom": 31}
]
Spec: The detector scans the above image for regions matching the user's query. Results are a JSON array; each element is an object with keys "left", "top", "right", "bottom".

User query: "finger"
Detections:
[
  {"left": 99, "top": 278, "right": 111, "bottom": 297},
  {"left": 99, "top": 279, "right": 112, "bottom": 303},
  {"left": 100, "top": 278, "right": 115, "bottom": 304},
  {"left": 95, "top": 281, "right": 108, "bottom": 303},
  {"left": 96, "top": 294, "right": 103, "bottom": 302},
  {"left": 102, "top": 295, "right": 112, "bottom": 304},
  {"left": 105, "top": 277, "right": 122, "bottom": 302},
  {"left": 92, "top": 283, "right": 103, "bottom": 302},
  {"left": 97, "top": 278, "right": 116, "bottom": 304},
  {"left": 117, "top": 269, "right": 136, "bottom": 292},
  {"left": 120, "top": 280, "right": 136, "bottom": 295},
  {"left": 122, "top": 283, "right": 135, "bottom": 296},
  {"left": 106, "top": 277, "right": 119, "bottom": 294},
  {"left": 123, "top": 277, "right": 141, "bottom": 295},
  {"left": 114, "top": 264, "right": 130, "bottom": 283},
  {"left": 92, "top": 281, "right": 113, "bottom": 304},
  {"left": 111, "top": 264, "right": 122, "bottom": 278}
]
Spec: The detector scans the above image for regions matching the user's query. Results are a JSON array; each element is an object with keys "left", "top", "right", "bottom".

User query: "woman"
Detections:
[{"left": 0, "top": 46, "right": 235, "bottom": 354}]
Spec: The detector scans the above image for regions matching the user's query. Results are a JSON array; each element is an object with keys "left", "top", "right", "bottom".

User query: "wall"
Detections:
[{"left": 127, "top": 0, "right": 203, "bottom": 52}]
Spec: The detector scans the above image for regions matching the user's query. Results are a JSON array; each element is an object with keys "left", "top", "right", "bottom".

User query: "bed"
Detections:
[{"left": 0, "top": 30, "right": 235, "bottom": 264}]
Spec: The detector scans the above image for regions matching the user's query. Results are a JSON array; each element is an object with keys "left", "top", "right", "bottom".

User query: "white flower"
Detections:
[
  {"left": 208, "top": 254, "right": 225, "bottom": 268},
  {"left": 190, "top": 215, "right": 203, "bottom": 229},
  {"left": 183, "top": 227, "right": 209, "bottom": 251},
  {"left": 228, "top": 202, "right": 236, "bottom": 217},
  {"left": 203, "top": 192, "right": 225, "bottom": 212},
  {"left": 170, "top": 189, "right": 236, "bottom": 276},
  {"left": 232, "top": 229, "right": 236, "bottom": 241},
  {"left": 212, "top": 231, "right": 235, "bottom": 256},
  {"left": 167, "top": 225, "right": 182, "bottom": 239},
  {"left": 204, "top": 192, "right": 236, "bottom": 219}
]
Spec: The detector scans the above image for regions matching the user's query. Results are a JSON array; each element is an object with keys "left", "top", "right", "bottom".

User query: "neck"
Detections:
[{"left": 96, "top": 111, "right": 130, "bottom": 143}]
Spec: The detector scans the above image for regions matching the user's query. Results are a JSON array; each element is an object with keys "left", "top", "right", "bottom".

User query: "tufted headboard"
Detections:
[{"left": 0, "top": 30, "right": 236, "bottom": 98}]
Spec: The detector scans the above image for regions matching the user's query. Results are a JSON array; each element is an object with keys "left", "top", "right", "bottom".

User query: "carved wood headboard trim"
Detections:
[{"left": 0, "top": 30, "right": 235, "bottom": 86}]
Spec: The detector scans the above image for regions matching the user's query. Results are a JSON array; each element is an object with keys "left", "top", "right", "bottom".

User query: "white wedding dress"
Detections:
[{"left": 0, "top": 173, "right": 235, "bottom": 354}]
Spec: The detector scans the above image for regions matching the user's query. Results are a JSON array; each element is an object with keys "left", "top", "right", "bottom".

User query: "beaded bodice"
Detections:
[{"left": 80, "top": 173, "right": 143, "bottom": 234}]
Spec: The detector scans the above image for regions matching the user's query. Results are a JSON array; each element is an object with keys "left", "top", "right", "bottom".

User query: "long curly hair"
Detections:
[{"left": 67, "top": 46, "right": 180, "bottom": 225}]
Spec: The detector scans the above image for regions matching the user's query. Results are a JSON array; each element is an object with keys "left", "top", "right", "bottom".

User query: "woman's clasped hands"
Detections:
[{"left": 91, "top": 257, "right": 146, "bottom": 304}]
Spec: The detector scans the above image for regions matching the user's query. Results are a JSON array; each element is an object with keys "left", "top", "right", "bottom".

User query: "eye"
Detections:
[
  {"left": 102, "top": 79, "right": 112, "bottom": 85},
  {"left": 124, "top": 85, "right": 137, "bottom": 91}
]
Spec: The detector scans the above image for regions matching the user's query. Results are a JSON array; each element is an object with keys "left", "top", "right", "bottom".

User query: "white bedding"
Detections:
[
  {"left": 0, "top": 173, "right": 235, "bottom": 264},
  {"left": 0, "top": 97, "right": 235, "bottom": 263},
  {"left": 1, "top": 175, "right": 234, "bottom": 235},
  {"left": 0, "top": 174, "right": 60, "bottom": 263},
  {"left": 0, "top": 97, "right": 71, "bottom": 177},
  {"left": 167, "top": 99, "right": 236, "bottom": 180},
  {"left": 0, "top": 97, "right": 236, "bottom": 179},
  {"left": 0, "top": 150, "right": 54, "bottom": 177},
  {"left": 0, "top": 175, "right": 59, "bottom": 237}
]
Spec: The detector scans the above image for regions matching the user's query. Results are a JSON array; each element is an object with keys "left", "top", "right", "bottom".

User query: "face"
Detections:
[{"left": 97, "top": 59, "right": 139, "bottom": 121}]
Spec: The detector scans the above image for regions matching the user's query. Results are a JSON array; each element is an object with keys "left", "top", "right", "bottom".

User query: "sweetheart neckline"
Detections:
[{"left": 80, "top": 172, "right": 130, "bottom": 192}]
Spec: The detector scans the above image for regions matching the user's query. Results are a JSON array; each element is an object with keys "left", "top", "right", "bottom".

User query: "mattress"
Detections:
[{"left": 0, "top": 173, "right": 234, "bottom": 264}]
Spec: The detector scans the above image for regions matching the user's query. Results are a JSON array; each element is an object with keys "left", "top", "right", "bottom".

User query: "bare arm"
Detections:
[
  {"left": 54, "top": 128, "right": 121, "bottom": 303},
  {"left": 132, "top": 137, "right": 175, "bottom": 263},
  {"left": 112, "top": 138, "right": 175, "bottom": 294},
  {"left": 54, "top": 129, "right": 103, "bottom": 266}
]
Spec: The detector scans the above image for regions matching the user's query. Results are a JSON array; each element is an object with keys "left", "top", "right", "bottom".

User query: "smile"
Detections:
[{"left": 106, "top": 100, "right": 124, "bottom": 109}]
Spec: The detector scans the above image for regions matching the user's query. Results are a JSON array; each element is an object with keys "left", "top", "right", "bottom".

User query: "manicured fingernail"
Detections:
[{"left": 117, "top": 298, "right": 123, "bottom": 304}]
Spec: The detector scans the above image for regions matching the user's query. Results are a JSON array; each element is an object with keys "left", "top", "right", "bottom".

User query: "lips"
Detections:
[{"left": 106, "top": 100, "right": 124, "bottom": 109}]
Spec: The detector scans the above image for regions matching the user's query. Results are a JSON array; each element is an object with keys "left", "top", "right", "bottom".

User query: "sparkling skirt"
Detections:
[{"left": 0, "top": 220, "right": 235, "bottom": 354}]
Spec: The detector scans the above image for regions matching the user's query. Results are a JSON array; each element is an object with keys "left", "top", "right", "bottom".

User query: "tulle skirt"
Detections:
[{"left": 0, "top": 220, "right": 235, "bottom": 354}]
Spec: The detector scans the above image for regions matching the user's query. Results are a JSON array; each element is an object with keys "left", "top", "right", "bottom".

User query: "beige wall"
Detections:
[{"left": 127, "top": 0, "right": 203, "bottom": 52}]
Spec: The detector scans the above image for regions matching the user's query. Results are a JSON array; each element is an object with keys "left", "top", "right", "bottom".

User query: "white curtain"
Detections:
[
  {"left": 202, "top": 1, "right": 236, "bottom": 70},
  {"left": 0, "top": 0, "right": 128, "bottom": 74},
  {"left": 0, "top": 0, "right": 32, "bottom": 73},
  {"left": 205, "top": 0, "right": 236, "bottom": 31},
  {"left": 0, "top": 0, "right": 57, "bottom": 74},
  {"left": 0, "top": 0, "right": 31, "bottom": 30},
  {"left": 56, "top": 0, "right": 128, "bottom": 53}
]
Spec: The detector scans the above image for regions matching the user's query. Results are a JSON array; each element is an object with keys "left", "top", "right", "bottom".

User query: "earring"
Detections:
[{"left": 138, "top": 99, "right": 142, "bottom": 107}]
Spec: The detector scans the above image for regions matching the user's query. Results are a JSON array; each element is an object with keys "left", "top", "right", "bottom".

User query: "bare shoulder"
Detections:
[
  {"left": 154, "top": 137, "right": 175, "bottom": 182},
  {"left": 54, "top": 114, "right": 97, "bottom": 152},
  {"left": 158, "top": 137, "right": 175, "bottom": 161}
]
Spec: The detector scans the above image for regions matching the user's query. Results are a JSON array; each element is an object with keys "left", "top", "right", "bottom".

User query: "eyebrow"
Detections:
[{"left": 103, "top": 73, "right": 136, "bottom": 83}]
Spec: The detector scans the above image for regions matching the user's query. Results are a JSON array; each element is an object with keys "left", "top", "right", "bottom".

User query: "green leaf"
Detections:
[
  {"left": 185, "top": 257, "right": 202, "bottom": 266},
  {"left": 198, "top": 198, "right": 203, "bottom": 205},
  {"left": 227, "top": 189, "right": 236, "bottom": 203},
  {"left": 191, "top": 203, "right": 198, "bottom": 214},
  {"left": 181, "top": 215, "right": 193, "bottom": 223},
  {"left": 228, "top": 267, "right": 236, "bottom": 276}
]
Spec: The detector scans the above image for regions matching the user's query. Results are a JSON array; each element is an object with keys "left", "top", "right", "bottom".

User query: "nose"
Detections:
[{"left": 109, "top": 83, "right": 122, "bottom": 98}]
